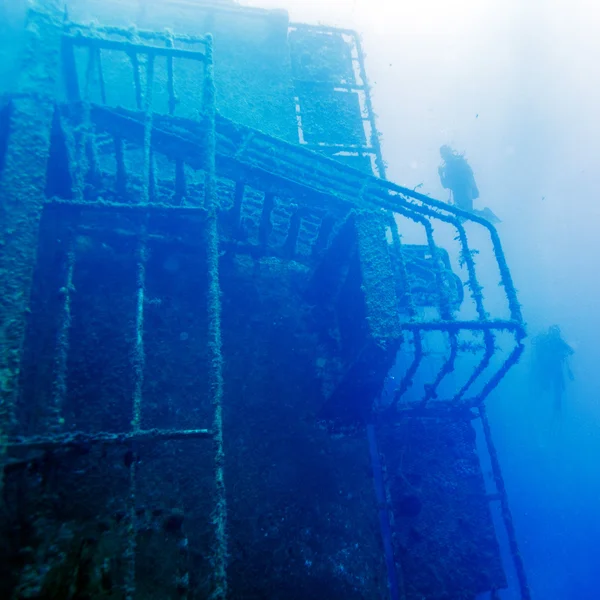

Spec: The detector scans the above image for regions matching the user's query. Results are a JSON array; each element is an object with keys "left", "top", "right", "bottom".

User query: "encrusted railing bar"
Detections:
[
  {"left": 70, "top": 47, "right": 97, "bottom": 198},
  {"left": 259, "top": 193, "right": 275, "bottom": 247},
  {"left": 141, "top": 54, "right": 155, "bottom": 203},
  {"left": 419, "top": 331, "right": 458, "bottom": 407},
  {"left": 73, "top": 223, "right": 166, "bottom": 241},
  {"left": 294, "top": 79, "right": 368, "bottom": 92},
  {"left": 473, "top": 333, "right": 525, "bottom": 405},
  {"left": 64, "top": 35, "right": 207, "bottom": 62},
  {"left": 45, "top": 197, "right": 206, "bottom": 213},
  {"left": 114, "top": 136, "right": 128, "bottom": 197},
  {"left": 389, "top": 331, "right": 423, "bottom": 410},
  {"left": 85, "top": 125, "right": 100, "bottom": 186},
  {"left": 125, "top": 44, "right": 154, "bottom": 593},
  {"left": 63, "top": 21, "right": 211, "bottom": 44},
  {"left": 478, "top": 404, "right": 532, "bottom": 600},
  {"left": 49, "top": 241, "right": 75, "bottom": 433},
  {"left": 351, "top": 32, "right": 387, "bottom": 179},
  {"left": 131, "top": 243, "right": 147, "bottom": 431},
  {"left": 454, "top": 222, "right": 486, "bottom": 319},
  {"left": 371, "top": 177, "right": 488, "bottom": 218},
  {"left": 488, "top": 226, "right": 523, "bottom": 323},
  {"left": 202, "top": 35, "right": 228, "bottom": 600},
  {"left": 149, "top": 150, "right": 157, "bottom": 203},
  {"left": 130, "top": 51, "right": 143, "bottom": 112},
  {"left": 124, "top": 233, "right": 148, "bottom": 600},
  {"left": 302, "top": 142, "right": 375, "bottom": 152},
  {"left": 452, "top": 329, "right": 495, "bottom": 404},
  {"left": 84, "top": 42, "right": 96, "bottom": 101},
  {"left": 399, "top": 320, "right": 522, "bottom": 333},
  {"left": 7, "top": 427, "right": 213, "bottom": 451},
  {"left": 165, "top": 34, "right": 177, "bottom": 115},
  {"left": 95, "top": 47, "right": 106, "bottom": 105},
  {"left": 228, "top": 181, "right": 244, "bottom": 231},
  {"left": 174, "top": 159, "right": 187, "bottom": 204}
]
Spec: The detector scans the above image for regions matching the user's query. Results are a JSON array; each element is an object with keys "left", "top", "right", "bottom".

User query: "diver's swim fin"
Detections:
[{"left": 472, "top": 207, "right": 502, "bottom": 224}]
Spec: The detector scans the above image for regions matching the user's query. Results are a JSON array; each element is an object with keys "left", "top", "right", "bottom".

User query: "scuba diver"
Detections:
[
  {"left": 531, "top": 325, "right": 575, "bottom": 413},
  {"left": 437, "top": 145, "right": 501, "bottom": 223},
  {"left": 438, "top": 145, "right": 479, "bottom": 212}
]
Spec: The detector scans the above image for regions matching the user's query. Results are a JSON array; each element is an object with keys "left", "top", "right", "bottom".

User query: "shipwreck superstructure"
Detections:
[{"left": 0, "top": 1, "right": 529, "bottom": 598}]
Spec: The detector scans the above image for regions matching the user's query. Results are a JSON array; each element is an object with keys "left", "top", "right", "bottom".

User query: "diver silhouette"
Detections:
[
  {"left": 438, "top": 145, "right": 501, "bottom": 223},
  {"left": 438, "top": 145, "right": 479, "bottom": 212},
  {"left": 531, "top": 325, "right": 574, "bottom": 413}
]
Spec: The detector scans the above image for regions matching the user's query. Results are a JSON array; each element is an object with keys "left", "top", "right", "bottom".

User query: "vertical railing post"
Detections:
[
  {"left": 202, "top": 34, "right": 228, "bottom": 600},
  {"left": 124, "top": 33, "right": 155, "bottom": 600},
  {"left": 478, "top": 404, "right": 532, "bottom": 600},
  {"left": 49, "top": 242, "right": 76, "bottom": 433},
  {"left": 125, "top": 240, "right": 147, "bottom": 600}
]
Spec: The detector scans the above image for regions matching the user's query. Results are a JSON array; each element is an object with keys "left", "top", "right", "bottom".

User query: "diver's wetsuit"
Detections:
[
  {"left": 438, "top": 147, "right": 479, "bottom": 212},
  {"left": 533, "top": 327, "right": 574, "bottom": 412}
]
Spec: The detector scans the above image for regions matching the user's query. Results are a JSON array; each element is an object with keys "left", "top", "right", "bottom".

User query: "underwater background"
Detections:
[{"left": 0, "top": 0, "right": 599, "bottom": 598}]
